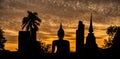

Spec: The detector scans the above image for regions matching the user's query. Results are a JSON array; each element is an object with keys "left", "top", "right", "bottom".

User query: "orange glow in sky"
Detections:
[{"left": 0, "top": 0, "right": 119, "bottom": 52}]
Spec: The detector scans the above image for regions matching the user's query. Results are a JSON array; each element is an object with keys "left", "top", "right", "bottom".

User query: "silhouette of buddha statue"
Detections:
[{"left": 52, "top": 23, "right": 70, "bottom": 59}]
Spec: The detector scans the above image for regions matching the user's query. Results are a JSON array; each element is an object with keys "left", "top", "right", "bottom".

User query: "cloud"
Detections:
[
  {"left": 3, "top": 29, "right": 18, "bottom": 44},
  {"left": 5, "top": 35, "right": 18, "bottom": 44},
  {"left": 0, "top": 0, "right": 119, "bottom": 24}
]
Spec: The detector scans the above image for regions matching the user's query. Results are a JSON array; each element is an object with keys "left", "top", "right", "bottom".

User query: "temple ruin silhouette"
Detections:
[
  {"left": 84, "top": 13, "right": 101, "bottom": 57},
  {"left": 76, "top": 21, "right": 85, "bottom": 57},
  {"left": 0, "top": 12, "right": 120, "bottom": 59}
]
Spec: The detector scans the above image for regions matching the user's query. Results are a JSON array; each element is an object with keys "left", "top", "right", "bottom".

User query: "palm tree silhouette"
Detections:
[
  {"left": 22, "top": 11, "right": 41, "bottom": 31},
  {"left": 22, "top": 11, "right": 41, "bottom": 40}
]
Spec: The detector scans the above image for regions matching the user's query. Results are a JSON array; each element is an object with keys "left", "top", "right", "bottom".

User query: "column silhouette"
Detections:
[
  {"left": 18, "top": 31, "right": 30, "bottom": 54},
  {"left": 76, "top": 21, "right": 85, "bottom": 57}
]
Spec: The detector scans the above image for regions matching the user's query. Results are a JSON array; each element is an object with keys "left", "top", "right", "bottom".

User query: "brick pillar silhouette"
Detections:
[
  {"left": 18, "top": 31, "right": 30, "bottom": 54},
  {"left": 76, "top": 21, "right": 85, "bottom": 57}
]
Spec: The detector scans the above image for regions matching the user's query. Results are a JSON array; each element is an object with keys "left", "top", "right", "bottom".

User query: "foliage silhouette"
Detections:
[
  {"left": 103, "top": 26, "right": 119, "bottom": 49},
  {"left": 22, "top": 11, "right": 41, "bottom": 31},
  {"left": 39, "top": 40, "right": 51, "bottom": 53},
  {"left": 22, "top": 11, "right": 42, "bottom": 40},
  {"left": 103, "top": 38, "right": 113, "bottom": 49},
  {"left": 0, "top": 27, "right": 6, "bottom": 51},
  {"left": 106, "top": 26, "right": 117, "bottom": 36},
  {"left": 110, "top": 26, "right": 120, "bottom": 56},
  {"left": 101, "top": 25, "right": 120, "bottom": 57}
]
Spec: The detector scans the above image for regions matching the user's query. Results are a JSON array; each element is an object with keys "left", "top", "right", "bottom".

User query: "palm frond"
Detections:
[
  {"left": 22, "top": 17, "right": 29, "bottom": 25},
  {"left": 22, "top": 11, "right": 42, "bottom": 31},
  {"left": 34, "top": 21, "right": 40, "bottom": 25},
  {"left": 36, "top": 17, "right": 41, "bottom": 22},
  {"left": 22, "top": 23, "right": 27, "bottom": 30},
  {"left": 33, "top": 23, "right": 39, "bottom": 31}
]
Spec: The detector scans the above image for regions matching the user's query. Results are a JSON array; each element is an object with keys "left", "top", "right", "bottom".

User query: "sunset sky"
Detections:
[{"left": 0, "top": 0, "right": 119, "bottom": 52}]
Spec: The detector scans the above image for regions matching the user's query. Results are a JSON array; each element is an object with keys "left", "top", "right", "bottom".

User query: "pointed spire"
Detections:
[
  {"left": 58, "top": 22, "right": 64, "bottom": 38},
  {"left": 60, "top": 22, "right": 62, "bottom": 29},
  {"left": 89, "top": 13, "right": 93, "bottom": 33}
]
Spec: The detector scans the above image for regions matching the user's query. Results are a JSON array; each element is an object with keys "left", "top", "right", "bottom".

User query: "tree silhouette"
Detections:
[
  {"left": 110, "top": 26, "right": 120, "bottom": 49},
  {"left": 102, "top": 25, "right": 120, "bottom": 57},
  {"left": 103, "top": 26, "right": 118, "bottom": 48},
  {"left": 0, "top": 28, "right": 6, "bottom": 50},
  {"left": 103, "top": 38, "right": 113, "bottom": 49},
  {"left": 21, "top": 11, "right": 42, "bottom": 41},
  {"left": 106, "top": 26, "right": 118, "bottom": 38},
  {"left": 22, "top": 11, "right": 41, "bottom": 31},
  {"left": 39, "top": 40, "right": 51, "bottom": 53}
]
